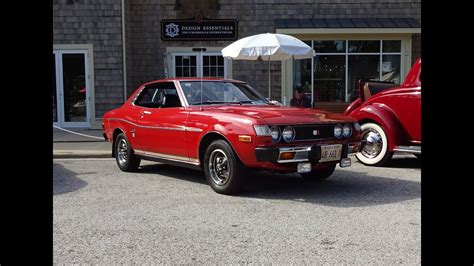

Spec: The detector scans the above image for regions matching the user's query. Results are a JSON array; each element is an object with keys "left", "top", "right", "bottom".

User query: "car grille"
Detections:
[
  {"left": 293, "top": 124, "right": 334, "bottom": 141},
  {"left": 275, "top": 124, "right": 335, "bottom": 142}
]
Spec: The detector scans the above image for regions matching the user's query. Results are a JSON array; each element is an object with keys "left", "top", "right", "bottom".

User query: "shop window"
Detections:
[
  {"left": 348, "top": 40, "right": 380, "bottom": 53},
  {"left": 313, "top": 40, "right": 345, "bottom": 53},
  {"left": 348, "top": 55, "right": 380, "bottom": 101},
  {"left": 293, "top": 39, "right": 403, "bottom": 104},
  {"left": 314, "top": 55, "right": 346, "bottom": 102}
]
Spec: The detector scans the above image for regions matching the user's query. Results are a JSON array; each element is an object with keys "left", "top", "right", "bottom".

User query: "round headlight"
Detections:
[
  {"left": 343, "top": 123, "right": 352, "bottom": 138},
  {"left": 282, "top": 126, "right": 295, "bottom": 143},
  {"left": 270, "top": 126, "right": 281, "bottom": 143},
  {"left": 334, "top": 124, "right": 343, "bottom": 139}
]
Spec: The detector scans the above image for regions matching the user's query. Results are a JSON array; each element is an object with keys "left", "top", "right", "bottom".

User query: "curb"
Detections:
[{"left": 53, "top": 150, "right": 111, "bottom": 159}]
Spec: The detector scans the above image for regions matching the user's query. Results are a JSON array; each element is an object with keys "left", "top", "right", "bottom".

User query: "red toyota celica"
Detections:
[{"left": 102, "top": 78, "right": 362, "bottom": 194}]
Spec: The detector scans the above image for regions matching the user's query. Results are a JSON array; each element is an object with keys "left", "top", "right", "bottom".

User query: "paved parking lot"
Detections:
[{"left": 53, "top": 154, "right": 420, "bottom": 264}]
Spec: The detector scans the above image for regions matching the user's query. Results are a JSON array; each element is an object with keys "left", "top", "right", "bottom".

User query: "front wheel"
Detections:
[
  {"left": 355, "top": 122, "right": 393, "bottom": 166},
  {"left": 300, "top": 164, "right": 336, "bottom": 181},
  {"left": 203, "top": 140, "right": 247, "bottom": 195}
]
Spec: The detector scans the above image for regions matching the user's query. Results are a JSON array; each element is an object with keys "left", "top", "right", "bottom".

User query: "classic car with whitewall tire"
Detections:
[
  {"left": 345, "top": 58, "right": 421, "bottom": 166},
  {"left": 103, "top": 78, "right": 362, "bottom": 194}
]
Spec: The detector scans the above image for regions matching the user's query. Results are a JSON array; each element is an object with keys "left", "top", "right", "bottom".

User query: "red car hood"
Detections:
[{"left": 201, "top": 105, "right": 355, "bottom": 125}]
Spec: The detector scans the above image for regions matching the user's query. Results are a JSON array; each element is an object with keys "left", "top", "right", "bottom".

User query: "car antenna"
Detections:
[{"left": 200, "top": 46, "right": 203, "bottom": 111}]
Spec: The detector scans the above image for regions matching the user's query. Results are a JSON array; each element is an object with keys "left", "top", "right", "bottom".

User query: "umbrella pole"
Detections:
[{"left": 268, "top": 57, "right": 271, "bottom": 100}]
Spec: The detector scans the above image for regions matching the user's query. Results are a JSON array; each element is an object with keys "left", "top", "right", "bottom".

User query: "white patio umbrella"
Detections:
[{"left": 221, "top": 33, "right": 315, "bottom": 99}]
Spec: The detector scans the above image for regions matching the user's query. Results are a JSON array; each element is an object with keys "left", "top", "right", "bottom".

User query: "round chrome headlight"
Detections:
[
  {"left": 334, "top": 124, "right": 343, "bottom": 139},
  {"left": 282, "top": 126, "right": 295, "bottom": 143},
  {"left": 343, "top": 123, "right": 352, "bottom": 138},
  {"left": 270, "top": 126, "right": 281, "bottom": 143}
]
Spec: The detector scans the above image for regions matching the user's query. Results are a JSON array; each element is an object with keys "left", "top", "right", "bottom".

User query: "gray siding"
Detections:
[
  {"left": 53, "top": 0, "right": 421, "bottom": 120},
  {"left": 53, "top": 0, "right": 124, "bottom": 118},
  {"left": 127, "top": 0, "right": 421, "bottom": 101}
]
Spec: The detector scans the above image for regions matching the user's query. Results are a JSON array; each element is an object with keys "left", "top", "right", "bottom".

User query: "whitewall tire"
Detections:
[{"left": 355, "top": 122, "right": 393, "bottom": 166}]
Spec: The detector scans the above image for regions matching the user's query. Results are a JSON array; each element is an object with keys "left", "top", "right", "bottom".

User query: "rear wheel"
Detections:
[
  {"left": 355, "top": 122, "right": 393, "bottom": 166},
  {"left": 300, "top": 164, "right": 336, "bottom": 181},
  {"left": 115, "top": 133, "right": 141, "bottom": 172},
  {"left": 203, "top": 140, "right": 247, "bottom": 195}
]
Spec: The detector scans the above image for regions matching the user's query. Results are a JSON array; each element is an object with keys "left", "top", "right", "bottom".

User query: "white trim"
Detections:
[
  {"left": 121, "top": 0, "right": 127, "bottom": 102},
  {"left": 345, "top": 40, "right": 349, "bottom": 102},
  {"left": 52, "top": 49, "right": 92, "bottom": 128},
  {"left": 53, "top": 44, "right": 97, "bottom": 128},
  {"left": 311, "top": 40, "right": 314, "bottom": 104},
  {"left": 276, "top": 28, "right": 421, "bottom": 34}
]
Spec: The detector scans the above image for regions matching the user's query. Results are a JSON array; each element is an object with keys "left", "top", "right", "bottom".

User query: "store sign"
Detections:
[{"left": 161, "top": 17, "right": 238, "bottom": 41}]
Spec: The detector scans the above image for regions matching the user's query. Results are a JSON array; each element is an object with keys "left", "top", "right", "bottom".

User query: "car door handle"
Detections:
[{"left": 143, "top": 111, "right": 152, "bottom": 115}]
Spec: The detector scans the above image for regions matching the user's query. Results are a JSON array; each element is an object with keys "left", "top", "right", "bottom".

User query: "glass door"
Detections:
[{"left": 53, "top": 50, "right": 91, "bottom": 128}]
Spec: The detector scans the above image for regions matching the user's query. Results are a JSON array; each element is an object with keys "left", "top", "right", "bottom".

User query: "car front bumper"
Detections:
[{"left": 254, "top": 142, "right": 361, "bottom": 164}]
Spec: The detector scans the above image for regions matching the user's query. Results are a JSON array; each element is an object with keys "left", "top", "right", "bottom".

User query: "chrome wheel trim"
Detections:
[
  {"left": 208, "top": 149, "right": 230, "bottom": 186},
  {"left": 117, "top": 138, "right": 128, "bottom": 166},
  {"left": 361, "top": 129, "right": 383, "bottom": 159}
]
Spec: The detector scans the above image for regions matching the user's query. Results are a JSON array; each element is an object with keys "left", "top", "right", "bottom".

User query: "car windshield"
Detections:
[{"left": 179, "top": 81, "right": 270, "bottom": 106}]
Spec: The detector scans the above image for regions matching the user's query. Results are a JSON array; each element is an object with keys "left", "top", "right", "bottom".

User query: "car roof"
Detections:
[{"left": 141, "top": 77, "right": 246, "bottom": 87}]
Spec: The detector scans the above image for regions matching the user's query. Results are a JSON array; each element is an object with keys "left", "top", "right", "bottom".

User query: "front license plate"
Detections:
[{"left": 319, "top": 144, "right": 342, "bottom": 162}]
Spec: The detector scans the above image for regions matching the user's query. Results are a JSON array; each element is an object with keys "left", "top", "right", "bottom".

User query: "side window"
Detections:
[
  {"left": 134, "top": 82, "right": 182, "bottom": 108},
  {"left": 135, "top": 87, "right": 159, "bottom": 108}
]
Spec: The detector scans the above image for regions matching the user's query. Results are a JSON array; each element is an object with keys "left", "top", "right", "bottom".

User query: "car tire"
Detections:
[
  {"left": 355, "top": 122, "right": 393, "bottom": 166},
  {"left": 300, "top": 164, "right": 336, "bottom": 181},
  {"left": 115, "top": 133, "right": 141, "bottom": 172},
  {"left": 203, "top": 140, "right": 247, "bottom": 195}
]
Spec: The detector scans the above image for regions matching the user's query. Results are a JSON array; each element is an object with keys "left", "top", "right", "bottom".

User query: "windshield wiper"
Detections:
[
  {"left": 191, "top": 100, "right": 256, "bottom": 105},
  {"left": 190, "top": 101, "right": 228, "bottom": 105},
  {"left": 228, "top": 100, "right": 254, "bottom": 105}
]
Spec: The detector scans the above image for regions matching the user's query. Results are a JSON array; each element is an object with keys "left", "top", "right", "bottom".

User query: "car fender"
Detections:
[
  {"left": 351, "top": 103, "right": 407, "bottom": 151},
  {"left": 197, "top": 122, "right": 257, "bottom": 167}
]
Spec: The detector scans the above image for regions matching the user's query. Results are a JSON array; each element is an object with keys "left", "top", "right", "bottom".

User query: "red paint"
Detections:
[
  {"left": 103, "top": 78, "right": 362, "bottom": 172},
  {"left": 345, "top": 58, "right": 421, "bottom": 150}
]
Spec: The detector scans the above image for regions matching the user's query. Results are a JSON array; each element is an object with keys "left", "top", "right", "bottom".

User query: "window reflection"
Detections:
[
  {"left": 348, "top": 40, "right": 379, "bottom": 53},
  {"left": 314, "top": 55, "right": 345, "bottom": 102},
  {"left": 348, "top": 55, "right": 380, "bottom": 101}
]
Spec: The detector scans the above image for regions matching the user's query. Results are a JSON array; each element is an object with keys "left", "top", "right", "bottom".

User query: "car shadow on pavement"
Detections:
[
  {"left": 239, "top": 170, "right": 420, "bottom": 207},
  {"left": 138, "top": 163, "right": 208, "bottom": 185},
  {"left": 379, "top": 156, "right": 421, "bottom": 169},
  {"left": 53, "top": 163, "right": 89, "bottom": 196},
  {"left": 136, "top": 163, "right": 419, "bottom": 208}
]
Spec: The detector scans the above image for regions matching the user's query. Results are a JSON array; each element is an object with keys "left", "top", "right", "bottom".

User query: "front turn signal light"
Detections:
[{"left": 238, "top": 135, "right": 252, "bottom": 143}]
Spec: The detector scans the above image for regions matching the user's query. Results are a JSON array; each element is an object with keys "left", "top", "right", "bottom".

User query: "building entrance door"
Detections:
[{"left": 53, "top": 50, "right": 91, "bottom": 128}]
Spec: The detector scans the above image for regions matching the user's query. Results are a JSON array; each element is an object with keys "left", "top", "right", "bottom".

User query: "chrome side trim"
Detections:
[
  {"left": 108, "top": 118, "right": 203, "bottom": 132},
  {"left": 108, "top": 118, "right": 185, "bottom": 131},
  {"left": 393, "top": 146, "right": 422, "bottom": 154},
  {"left": 277, "top": 146, "right": 312, "bottom": 163},
  {"left": 185, "top": 127, "right": 203, "bottom": 132},
  {"left": 135, "top": 149, "right": 200, "bottom": 165}
]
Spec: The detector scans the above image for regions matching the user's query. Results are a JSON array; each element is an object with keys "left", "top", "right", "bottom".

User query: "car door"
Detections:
[{"left": 134, "top": 82, "right": 189, "bottom": 161}]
